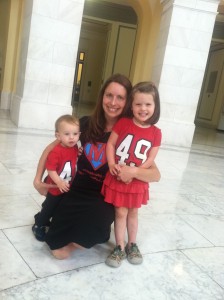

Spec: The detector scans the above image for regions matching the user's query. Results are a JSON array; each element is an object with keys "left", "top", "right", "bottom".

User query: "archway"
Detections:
[{"left": 72, "top": 0, "right": 138, "bottom": 116}]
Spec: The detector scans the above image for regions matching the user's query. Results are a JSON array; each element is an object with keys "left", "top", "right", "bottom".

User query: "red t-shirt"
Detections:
[
  {"left": 113, "top": 117, "right": 161, "bottom": 167},
  {"left": 45, "top": 143, "right": 78, "bottom": 195},
  {"left": 101, "top": 118, "right": 162, "bottom": 208}
]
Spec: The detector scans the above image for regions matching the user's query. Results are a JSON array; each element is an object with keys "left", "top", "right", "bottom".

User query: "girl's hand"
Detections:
[
  {"left": 109, "top": 164, "right": 121, "bottom": 176},
  {"left": 117, "top": 165, "right": 134, "bottom": 184}
]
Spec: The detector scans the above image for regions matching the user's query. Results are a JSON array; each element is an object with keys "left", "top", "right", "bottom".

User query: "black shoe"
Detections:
[{"left": 32, "top": 224, "right": 46, "bottom": 242}]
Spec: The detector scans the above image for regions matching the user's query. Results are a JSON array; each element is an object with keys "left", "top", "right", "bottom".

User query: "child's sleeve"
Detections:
[
  {"left": 45, "top": 150, "right": 59, "bottom": 171},
  {"left": 112, "top": 118, "right": 125, "bottom": 135},
  {"left": 154, "top": 128, "right": 162, "bottom": 147}
]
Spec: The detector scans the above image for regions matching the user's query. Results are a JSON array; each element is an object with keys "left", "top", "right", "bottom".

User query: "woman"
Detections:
[{"left": 33, "top": 74, "right": 161, "bottom": 259}]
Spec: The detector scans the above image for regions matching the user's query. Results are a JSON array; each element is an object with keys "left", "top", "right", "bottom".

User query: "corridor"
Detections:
[{"left": 0, "top": 109, "right": 224, "bottom": 299}]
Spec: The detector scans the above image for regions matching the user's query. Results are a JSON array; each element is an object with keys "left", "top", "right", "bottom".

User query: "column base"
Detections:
[
  {"left": 10, "top": 95, "right": 72, "bottom": 130},
  {"left": 0, "top": 91, "right": 12, "bottom": 109},
  {"left": 159, "top": 119, "right": 195, "bottom": 148}
]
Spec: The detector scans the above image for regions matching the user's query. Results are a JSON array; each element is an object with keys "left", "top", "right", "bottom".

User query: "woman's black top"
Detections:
[{"left": 45, "top": 116, "right": 115, "bottom": 250}]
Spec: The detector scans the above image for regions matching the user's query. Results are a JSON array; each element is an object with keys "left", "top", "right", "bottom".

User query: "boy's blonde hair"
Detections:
[{"left": 55, "top": 115, "right": 79, "bottom": 132}]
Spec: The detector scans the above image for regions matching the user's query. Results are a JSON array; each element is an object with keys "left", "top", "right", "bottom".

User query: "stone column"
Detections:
[
  {"left": 11, "top": 0, "right": 84, "bottom": 130},
  {"left": 152, "top": 0, "right": 219, "bottom": 147}
]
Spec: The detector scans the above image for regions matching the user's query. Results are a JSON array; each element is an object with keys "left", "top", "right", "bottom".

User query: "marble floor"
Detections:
[{"left": 0, "top": 109, "right": 224, "bottom": 299}]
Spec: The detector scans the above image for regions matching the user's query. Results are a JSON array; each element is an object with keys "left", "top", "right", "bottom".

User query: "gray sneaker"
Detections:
[
  {"left": 105, "top": 245, "right": 126, "bottom": 268},
  {"left": 125, "top": 243, "right": 143, "bottom": 265}
]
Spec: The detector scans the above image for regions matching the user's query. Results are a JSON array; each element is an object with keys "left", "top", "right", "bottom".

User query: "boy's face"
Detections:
[{"left": 56, "top": 121, "right": 80, "bottom": 148}]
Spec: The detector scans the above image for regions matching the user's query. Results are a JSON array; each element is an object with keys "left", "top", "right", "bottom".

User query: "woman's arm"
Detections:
[
  {"left": 33, "top": 139, "right": 59, "bottom": 196},
  {"left": 140, "top": 147, "right": 160, "bottom": 169},
  {"left": 118, "top": 162, "right": 161, "bottom": 183}
]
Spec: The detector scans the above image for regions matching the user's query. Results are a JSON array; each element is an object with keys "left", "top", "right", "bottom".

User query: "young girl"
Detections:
[{"left": 101, "top": 81, "right": 161, "bottom": 268}]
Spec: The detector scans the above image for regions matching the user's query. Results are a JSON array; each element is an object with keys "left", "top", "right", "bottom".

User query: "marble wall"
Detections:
[
  {"left": 8, "top": 0, "right": 220, "bottom": 147},
  {"left": 11, "top": 0, "right": 85, "bottom": 130},
  {"left": 153, "top": 0, "right": 219, "bottom": 147}
]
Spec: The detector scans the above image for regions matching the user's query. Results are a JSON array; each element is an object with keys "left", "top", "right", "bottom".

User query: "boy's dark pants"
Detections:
[{"left": 34, "top": 193, "right": 63, "bottom": 227}]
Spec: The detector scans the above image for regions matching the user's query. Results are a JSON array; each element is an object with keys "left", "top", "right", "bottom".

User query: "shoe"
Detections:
[
  {"left": 32, "top": 224, "right": 46, "bottom": 242},
  {"left": 105, "top": 245, "right": 126, "bottom": 268},
  {"left": 125, "top": 243, "right": 143, "bottom": 265}
]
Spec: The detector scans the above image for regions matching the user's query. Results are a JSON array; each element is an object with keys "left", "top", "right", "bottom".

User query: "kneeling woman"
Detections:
[{"left": 33, "top": 74, "right": 161, "bottom": 259}]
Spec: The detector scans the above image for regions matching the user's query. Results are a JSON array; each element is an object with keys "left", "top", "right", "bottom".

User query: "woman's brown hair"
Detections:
[{"left": 83, "top": 74, "right": 132, "bottom": 143}]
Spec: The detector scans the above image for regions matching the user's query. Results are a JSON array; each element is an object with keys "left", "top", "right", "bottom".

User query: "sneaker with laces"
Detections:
[
  {"left": 105, "top": 245, "right": 126, "bottom": 268},
  {"left": 32, "top": 224, "right": 46, "bottom": 242},
  {"left": 125, "top": 243, "right": 143, "bottom": 265}
]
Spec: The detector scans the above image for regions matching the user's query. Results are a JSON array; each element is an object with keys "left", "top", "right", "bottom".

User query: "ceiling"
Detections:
[
  {"left": 83, "top": 0, "right": 137, "bottom": 24},
  {"left": 95, "top": 0, "right": 131, "bottom": 6},
  {"left": 84, "top": 0, "right": 224, "bottom": 43}
]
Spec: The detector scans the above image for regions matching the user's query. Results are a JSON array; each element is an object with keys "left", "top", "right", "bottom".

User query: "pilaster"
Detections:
[
  {"left": 153, "top": 0, "right": 219, "bottom": 147},
  {"left": 11, "top": 0, "right": 84, "bottom": 130}
]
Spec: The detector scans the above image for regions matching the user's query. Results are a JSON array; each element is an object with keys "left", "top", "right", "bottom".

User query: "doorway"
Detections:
[
  {"left": 195, "top": 47, "right": 224, "bottom": 129},
  {"left": 72, "top": 0, "right": 137, "bottom": 117},
  {"left": 72, "top": 19, "right": 109, "bottom": 117}
]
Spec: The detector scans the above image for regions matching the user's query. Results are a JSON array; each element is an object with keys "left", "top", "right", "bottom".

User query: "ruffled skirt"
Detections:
[{"left": 101, "top": 172, "right": 149, "bottom": 208}]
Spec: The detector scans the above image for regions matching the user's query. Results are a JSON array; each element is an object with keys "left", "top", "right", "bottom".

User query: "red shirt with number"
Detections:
[
  {"left": 45, "top": 143, "right": 78, "bottom": 195},
  {"left": 101, "top": 117, "right": 161, "bottom": 208}
]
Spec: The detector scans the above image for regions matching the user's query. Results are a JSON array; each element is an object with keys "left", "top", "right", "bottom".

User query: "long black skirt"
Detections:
[{"left": 45, "top": 188, "right": 115, "bottom": 250}]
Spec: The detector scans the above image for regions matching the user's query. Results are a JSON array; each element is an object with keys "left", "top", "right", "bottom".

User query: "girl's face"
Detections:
[
  {"left": 132, "top": 92, "right": 155, "bottom": 126},
  {"left": 56, "top": 121, "right": 80, "bottom": 148},
  {"left": 102, "top": 82, "right": 127, "bottom": 121}
]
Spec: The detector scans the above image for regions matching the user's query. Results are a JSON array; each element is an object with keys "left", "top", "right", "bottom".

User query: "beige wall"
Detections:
[
  {"left": 5, "top": 0, "right": 23, "bottom": 91},
  {"left": 0, "top": 0, "right": 23, "bottom": 109},
  {"left": 77, "top": 17, "right": 137, "bottom": 107},
  {"left": 129, "top": 0, "right": 162, "bottom": 84},
  {"left": 78, "top": 21, "right": 108, "bottom": 105},
  {"left": 103, "top": 22, "right": 136, "bottom": 80},
  {"left": 0, "top": 0, "right": 11, "bottom": 91}
]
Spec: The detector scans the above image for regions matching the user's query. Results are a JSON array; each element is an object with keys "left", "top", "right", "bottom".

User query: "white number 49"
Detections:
[{"left": 116, "top": 134, "right": 151, "bottom": 166}]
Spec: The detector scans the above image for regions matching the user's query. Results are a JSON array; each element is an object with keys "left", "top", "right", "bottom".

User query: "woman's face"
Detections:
[{"left": 102, "top": 82, "right": 127, "bottom": 120}]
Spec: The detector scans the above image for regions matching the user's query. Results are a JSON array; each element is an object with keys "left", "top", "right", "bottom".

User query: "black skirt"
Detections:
[
  {"left": 45, "top": 188, "right": 115, "bottom": 250},
  {"left": 45, "top": 116, "right": 114, "bottom": 250}
]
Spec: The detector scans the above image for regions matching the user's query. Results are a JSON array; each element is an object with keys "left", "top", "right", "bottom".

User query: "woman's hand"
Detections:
[
  {"left": 117, "top": 162, "right": 161, "bottom": 184},
  {"left": 117, "top": 165, "right": 134, "bottom": 184},
  {"left": 33, "top": 139, "right": 59, "bottom": 196},
  {"left": 33, "top": 177, "right": 56, "bottom": 196}
]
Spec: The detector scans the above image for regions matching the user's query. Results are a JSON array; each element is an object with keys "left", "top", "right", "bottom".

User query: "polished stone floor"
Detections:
[{"left": 0, "top": 109, "right": 224, "bottom": 299}]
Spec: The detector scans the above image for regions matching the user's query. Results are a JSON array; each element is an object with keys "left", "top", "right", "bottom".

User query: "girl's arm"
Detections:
[
  {"left": 106, "top": 131, "right": 120, "bottom": 175},
  {"left": 33, "top": 139, "right": 59, "bottom": 196},
  {"left": 140, "top": 146, "right": 160, "bottom": 169},
  {"left": 118, "top": 162, "right": 161, "bottom": 183}
]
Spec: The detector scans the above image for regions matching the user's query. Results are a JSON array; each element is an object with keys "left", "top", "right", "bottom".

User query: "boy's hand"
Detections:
[
  {"left": 78, "top": 146, "right": 83, "bottom": 156},
  {"left": 56, "top": 180, "right": 70, "bottom": 193}
]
